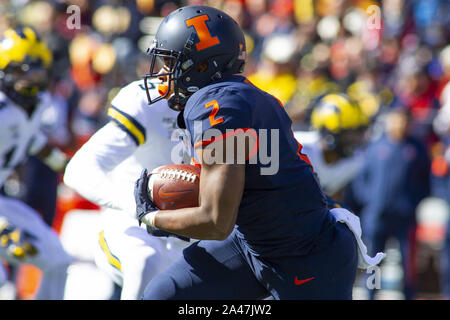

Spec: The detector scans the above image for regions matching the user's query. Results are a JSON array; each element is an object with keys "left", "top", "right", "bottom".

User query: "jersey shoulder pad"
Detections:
[
  {"left": 185, "top": 84, "right": 252, "bottom": 127},
  {"left": 184, "top": 84, "right": 253, "bottom": 149}
]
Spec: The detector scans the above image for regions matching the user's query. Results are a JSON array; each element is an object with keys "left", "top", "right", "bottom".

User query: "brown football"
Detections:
[{"left": 148, "top": 164, "right": 200, "bottom": 210}]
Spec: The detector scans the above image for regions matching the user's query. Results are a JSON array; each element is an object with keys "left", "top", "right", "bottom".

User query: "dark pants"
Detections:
[
  {"left": 21, "top": 156, "right": 58, "bottom": 227},
  {"left": 142, "top": 216, "right": 358, "bottom": 300}
]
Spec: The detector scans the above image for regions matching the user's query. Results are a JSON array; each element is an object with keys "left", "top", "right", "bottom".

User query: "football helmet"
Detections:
[
  {"left": 311, "top": 93, "right": 369, "bottom": 157},
  {"left": 143, "top": 5, "right": 246, "bottom": 110},
  {"left": 0, "top": 27, "right": 52, "bottom": 109}
]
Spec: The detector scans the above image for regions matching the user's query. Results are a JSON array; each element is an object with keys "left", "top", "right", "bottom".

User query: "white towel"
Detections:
[{"left": 330, "top": 208, "right": 386, "bottom": 269}]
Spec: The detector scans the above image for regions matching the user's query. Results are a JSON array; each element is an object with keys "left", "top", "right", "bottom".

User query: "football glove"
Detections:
[
  {"left": 134, "top": 168, "right": 158, "bottom": 224},
  {"left": 134, "top": 169, "right": 190, "bottom": 242}
]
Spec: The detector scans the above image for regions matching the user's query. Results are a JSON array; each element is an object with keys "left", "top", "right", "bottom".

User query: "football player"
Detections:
[
  {"left": 352, "top": 107, "right": 430, "bottom": 299},
  {"left": 134, "top": 5, "right": 384, "bottom": 300},
  {"left": 63, "top": 73, "right": 191, "bottom": 299},
  {"left": 293, "top": 93, "right": 369, "bottom": 202},
  {"left": 0, "top": 27, "right": 73, "bottom": 299}
]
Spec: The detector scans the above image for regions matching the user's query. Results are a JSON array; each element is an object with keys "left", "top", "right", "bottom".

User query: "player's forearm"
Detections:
[
  {"left": 64, "top": 123, "right": 139, "bottom": 213},
  {"left": 64, "top": 153, "right": 135, "bottom": 213},
  {"left": 143, "top": 205, "right": 236, "bottom": 240},
  {"left": 64, "top": 154, "right": 113, "bottom": 206},
  {"left": 143, "top": 163, "right": 244, "bottom": 240}
]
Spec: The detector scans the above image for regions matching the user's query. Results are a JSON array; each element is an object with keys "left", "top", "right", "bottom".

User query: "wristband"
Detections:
[{"left": 141, "top": 210, "right": 158, "bottom": 228}]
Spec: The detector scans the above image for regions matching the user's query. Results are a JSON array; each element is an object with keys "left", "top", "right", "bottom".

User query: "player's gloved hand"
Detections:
[
  {"left": 134, "top": 169, "right": 190, "bottom": 243},
  {"left": 134, "top": 168, "right": 158, "bottom": 225}
]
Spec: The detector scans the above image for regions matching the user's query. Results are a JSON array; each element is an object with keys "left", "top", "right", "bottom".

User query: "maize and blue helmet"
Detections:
[
  {"left": 311, "top": 93, "right": 369, "bottom": 157},
  {"left": 0, "top": 27, "right": 52, "bottom": 108}
]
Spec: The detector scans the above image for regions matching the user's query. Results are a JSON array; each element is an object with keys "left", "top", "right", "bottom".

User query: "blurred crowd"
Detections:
[
  {"left": 1, "top": 0, "right": 450, "bottom": 299},
  {"left": 0, "top": 0, "right": 448, "bottom": 154}
]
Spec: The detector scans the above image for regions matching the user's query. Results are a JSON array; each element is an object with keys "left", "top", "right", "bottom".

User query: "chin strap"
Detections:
[{"left": 177, "top": 110, "right": 186, "bottom": 129}]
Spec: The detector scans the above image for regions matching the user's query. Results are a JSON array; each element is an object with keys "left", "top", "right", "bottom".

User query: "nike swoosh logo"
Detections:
[
  {"left": 294, "top": 277, "right": 315, "bottom": 286},
  {"left": 157, "top": 185, "right": 193, "bottom": 199}
]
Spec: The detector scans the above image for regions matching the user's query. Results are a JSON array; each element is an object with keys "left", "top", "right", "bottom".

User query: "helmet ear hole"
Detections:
[{"left": 196, "top": 61, "right": 209, "bottom": 73}]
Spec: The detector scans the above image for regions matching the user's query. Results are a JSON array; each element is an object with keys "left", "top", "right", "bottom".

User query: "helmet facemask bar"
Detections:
[{"left": 142, "top": 47, "right": 182, "bottom": 106}]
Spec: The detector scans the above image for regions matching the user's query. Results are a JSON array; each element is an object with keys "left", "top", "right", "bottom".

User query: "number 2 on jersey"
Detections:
[{"left": 205, "top": 100, "right": 224, "bottom": 127}]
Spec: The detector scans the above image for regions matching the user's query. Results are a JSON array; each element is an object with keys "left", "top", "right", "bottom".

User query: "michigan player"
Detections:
[
  {"left": 63, "top": 76, "right": 191, "bottom": 299},
  {"left": 132, "top": 5, "right": 384, "bottom": 300},
  {"left": 293, "top": 94, "right": 369, "bottom": 202},
  {"left": 0, "top": 27, "right": 73, "bottom": 299}
]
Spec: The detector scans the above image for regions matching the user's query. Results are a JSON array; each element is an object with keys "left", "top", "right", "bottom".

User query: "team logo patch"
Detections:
[{"left": 185, "top": 14, "right": 220, "bottom": 51}]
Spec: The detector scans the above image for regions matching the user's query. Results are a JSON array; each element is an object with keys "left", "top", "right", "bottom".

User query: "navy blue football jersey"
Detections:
[{"left": 183, "top": 75, "right": 329, "bottom": 257}]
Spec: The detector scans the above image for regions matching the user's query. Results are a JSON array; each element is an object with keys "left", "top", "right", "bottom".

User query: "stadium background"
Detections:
[{"left": 0, "top": 0, "right": 449, "bottom": 300}]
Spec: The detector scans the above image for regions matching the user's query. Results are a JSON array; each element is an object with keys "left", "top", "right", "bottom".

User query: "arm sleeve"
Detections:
[
  {"left": 63, "top": 121, "right": 139, "bottom": 215},
  {"left": 106, "top": 82, "right": 148, "bottom": 146}
]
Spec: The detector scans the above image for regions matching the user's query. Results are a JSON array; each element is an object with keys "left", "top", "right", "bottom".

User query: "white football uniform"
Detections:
[
  {"left": 0, "top": 91, "right": 74, "bottom": 299},
  {"left": 63, "top": 79, "right": 191, "bottom": 300},
  {"left": 294, "top": 130, "right": 365, "bottom": 196}
]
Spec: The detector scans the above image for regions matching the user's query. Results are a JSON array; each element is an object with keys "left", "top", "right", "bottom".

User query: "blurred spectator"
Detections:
[
  {"left": 350, "top": 107, "right": 431, "bottom": 299},
  {"left": 392, "top": 49, "right": 440, "bottom": 145},
  {"left": 442, "top": 217, "right": 450, "bottom": 299},
  {"left": 432, "top": 78, "right": 450, "bottom": 300},
  {"left": 247, "top": 33, "right": 299, "bottom": 105}
]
